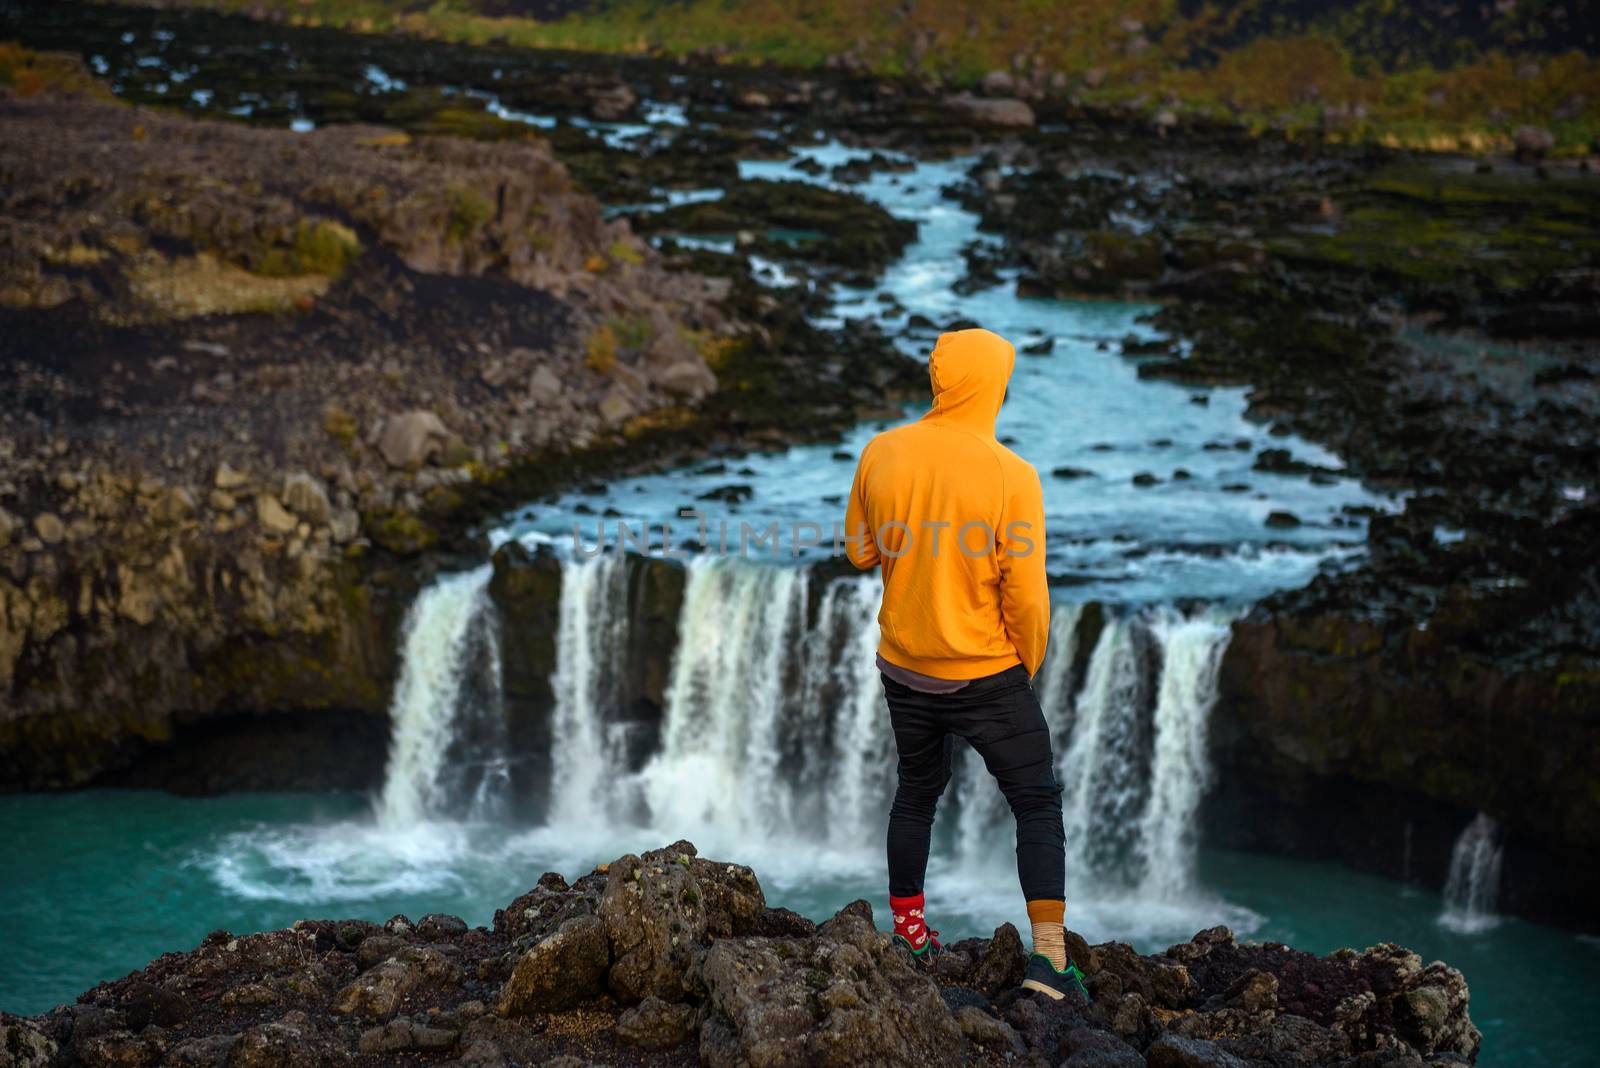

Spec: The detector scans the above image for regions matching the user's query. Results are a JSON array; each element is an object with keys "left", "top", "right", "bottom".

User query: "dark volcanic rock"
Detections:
[
  {"left": 697, "top": 899, "right": 963, "bottom": 1067},
  {"left": 615, "top": 995, "right": 697, "bottom": 1051},
  {"left": 6, "top": 844, "right": 1478, "bottom": 1067},
  {"left": 496, "top": 914, "right": 610, "bottom": 1015}
]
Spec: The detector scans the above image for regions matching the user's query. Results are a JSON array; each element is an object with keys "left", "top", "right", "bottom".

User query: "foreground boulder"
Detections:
[{"left": 11, "top": 843, "right": 1478, "bottom": 1067}]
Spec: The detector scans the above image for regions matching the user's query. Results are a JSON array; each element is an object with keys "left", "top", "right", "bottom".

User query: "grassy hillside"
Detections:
[{"left": 93, "top": 0, "right": 1600, "bottom": 153}]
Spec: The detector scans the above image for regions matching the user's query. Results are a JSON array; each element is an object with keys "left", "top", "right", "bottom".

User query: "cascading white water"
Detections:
[
  {"left": 640, "top": 557, "right": 811, "bottom": 841},
  {"left": 1060, "top": 615, "right": 1151, "bottom": 881},
  {"left": 1440, "top": 812, "right": 1504, "bottom": 933},
  {"left": 814, "top": 576, "right": 896, "bottom": 848},
  {"left": 369, "top": 550, "right": 1237, "bottom": 914},
  {"left": 547, "top": 551, "right": 631, "bottom": 827},
  {"left": 1135, "top": 608, "right": 1233, "bottom": 900},
  {"left": 375, "top": 566, "right": 496, "bottom": 827}
]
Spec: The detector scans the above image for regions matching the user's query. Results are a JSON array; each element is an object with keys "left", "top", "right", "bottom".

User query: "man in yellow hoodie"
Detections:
[{"left": 844, "top": 327, "right": 1088, "bottom": 1001}]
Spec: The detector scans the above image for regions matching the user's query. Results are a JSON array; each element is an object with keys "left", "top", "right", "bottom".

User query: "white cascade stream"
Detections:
[
  {"left": 375, "top": 565, "right": 498, "bottom": 828},
  {"left": 547, "top": 551, "right": 631, "bottom": 828},
  {"left": 1439, "top": 812, "right": 1505, "bottom": 933},
  {"left": 371, "top": 552, "right": 1237, "bottom": 911}
]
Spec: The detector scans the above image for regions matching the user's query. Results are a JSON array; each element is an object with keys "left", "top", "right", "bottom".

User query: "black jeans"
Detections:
[{"left": 882, "top": 664, "right": 1065, "bottom": 902}]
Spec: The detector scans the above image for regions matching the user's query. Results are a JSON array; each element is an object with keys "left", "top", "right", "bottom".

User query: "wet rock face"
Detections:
[{"left": 12, "top": 843, "right": 1479, "bottom": 1068}]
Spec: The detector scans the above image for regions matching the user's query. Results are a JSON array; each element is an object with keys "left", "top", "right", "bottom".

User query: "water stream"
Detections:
[{"left": 1440, "top": 813, "right": 1506, "bottom": 935}]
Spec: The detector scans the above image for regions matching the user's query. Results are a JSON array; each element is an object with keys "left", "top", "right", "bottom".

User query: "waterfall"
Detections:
[
  {"left": 1060, "top": 615, "right": 1152, "bottom": 882},
  {"left": 944, "top": 605, "right": 1232, "bottom": 898},
  {"left": 375, "top": 566, "right": 500, "bottom": 827},
  {"left": 811, "top": 574, "right": 893, "bottom": 849},
  {"left": 1440, "top": 812, "right": 1504, "bottom": 933},
  {"left": 370, "top": 551, "right": 1235, "bottom": 909},
  {"left": 1135, "top": 608, "right": 1232, "bottom": 900},
  {"left": 547, "top": 551, "right": 631, "bottom": 828},
  {"left": 640, "top": 557, "right": 813, "bottom": 842}
]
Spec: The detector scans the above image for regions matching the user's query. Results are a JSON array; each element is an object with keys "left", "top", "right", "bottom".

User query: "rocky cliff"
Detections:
[
  {"left": 0, "top": 842, "right": 1481, "bottom": 1068},
  {"left": 0, "top": 64, "right": 922, "bottom": 792}
]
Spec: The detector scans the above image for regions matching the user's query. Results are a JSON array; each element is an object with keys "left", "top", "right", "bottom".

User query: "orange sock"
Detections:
[{"left": 1026, "top": 898, "right": 1067, "bottom": 969}]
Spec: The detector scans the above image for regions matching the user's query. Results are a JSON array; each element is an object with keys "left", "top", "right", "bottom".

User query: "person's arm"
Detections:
[
  {"left": 998, "top": 464, "right": 1049, "bottom": 675},
  {"left": 843, "top": 452, "right": 880, "bottom": 570}
]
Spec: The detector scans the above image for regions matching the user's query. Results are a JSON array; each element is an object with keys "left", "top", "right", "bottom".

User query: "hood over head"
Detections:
[{"left": 924, "top": 327, "right": 1016, "bottom": 435}]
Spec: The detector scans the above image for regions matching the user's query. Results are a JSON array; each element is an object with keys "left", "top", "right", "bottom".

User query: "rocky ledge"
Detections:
[{"left": 0, "top": 842, "right": 1480, "bottom": 1068}]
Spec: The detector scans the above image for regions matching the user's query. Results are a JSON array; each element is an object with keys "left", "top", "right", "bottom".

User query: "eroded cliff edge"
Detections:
[
  {"left": 0, "top": 69, "right": 920, "bottom": 791},
  {"left": 0, "top": 842, "right": 1481, "bottom": 1068}
]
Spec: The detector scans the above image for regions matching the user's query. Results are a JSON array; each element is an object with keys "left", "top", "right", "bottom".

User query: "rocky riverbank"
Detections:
[
  {"left": 943, "top": 130, "right": 1600, "bottom": 928},
  {"left": 0, "top": 57, "right": 923, "bottom": 791},
  {"left": 0, "top": 842, "right": 1482, "bottom": 1068}
]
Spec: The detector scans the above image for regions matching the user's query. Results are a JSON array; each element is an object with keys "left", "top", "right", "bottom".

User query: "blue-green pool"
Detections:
[{"left": 1, "top": 790, "right": 1595, "bottom": 1065}]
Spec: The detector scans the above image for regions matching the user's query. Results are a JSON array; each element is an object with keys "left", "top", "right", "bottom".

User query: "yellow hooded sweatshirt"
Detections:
[{"left": 845, "top": 328, "right": 1050, "bottom": 679}]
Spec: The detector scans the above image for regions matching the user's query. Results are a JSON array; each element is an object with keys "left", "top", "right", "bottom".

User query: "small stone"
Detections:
[
  {"left": 1146, "top": 1032, "right": 1252, "bottom": 1068},
  {"left": 527, "top": 365, "right": 563, "bottom": 405},
  {"left": 496, "top": 914, "right": 610, "bottom": 1015},
  {"left": 980, "top": 70, "right": 1016, "bottom": 95},
  {"left": 972, "top": 922, "right": 1027, "bottom": 994},
  {"left": 154, "top": 487, "right": 196, "bottom": 524},
  {"left": 215, "top": 462, "right": 250, "bottom": 490},
  {"left": 281, "top": 472, "right": 332, "bottom": 524},
  {"left": 330, "top": 509, "right": 361, "bottom": 544},
  {"left": 379, "top": 411, "right": 451, "bottom": 470},
  {"left": 209, "top": 489, "right": 236, "bottom": 511},
  {"left": 33, "top": 512, "right": 64, "bottom": 544},
  {"left": 256, "top": 495, "right": 297, "bottom": 535},
  {"left": 943, "top": 92, "right": 1035, "bottom": 127},
  {"left": 359, "top": 1018, "right": 458, "bottom": 1054},
  {"left": 614, "top": 995, "right": 696, "bottom": 1051},
  {"left": 417, "top": 913, "right": 468, "bottom": 941},
  {"left": 356, "top": 935, "right": 407, "bottom": 972},
  {"left": 653, "top": 359, "right": 716, "bottom": 398},
  {"left": 597, "top": 388, "right": 638, "bottom": 429},
  {"left": 221, "top": 982, "right": 279, "bottom": 1007},
  {"left": 953, "top": 1004, "right": 1025, "bottom": 1053},
  {"left": 0, "top": 506, "right": 15, "bottom": 548}
]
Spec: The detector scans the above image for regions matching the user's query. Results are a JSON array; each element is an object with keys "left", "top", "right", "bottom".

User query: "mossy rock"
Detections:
[
  {"left": 257, "top": 218, "right": 363, "bottom": 278},
  {"left": 365, "top": 508, "right": 438, "bottom": 555}
]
